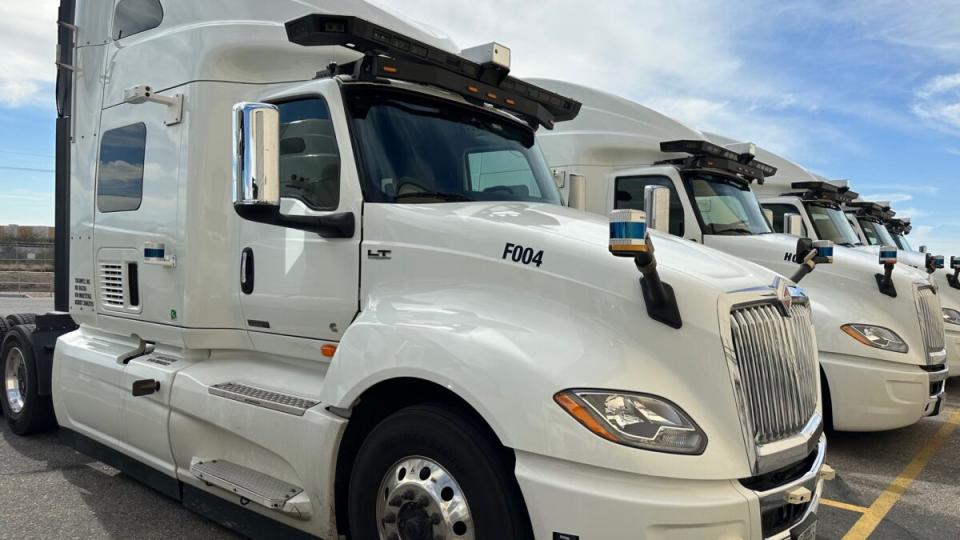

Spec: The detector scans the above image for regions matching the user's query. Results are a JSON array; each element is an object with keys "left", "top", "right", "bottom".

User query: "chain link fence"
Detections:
[{"left": 0, "top": 225, "right": 55, "bottom": 295}]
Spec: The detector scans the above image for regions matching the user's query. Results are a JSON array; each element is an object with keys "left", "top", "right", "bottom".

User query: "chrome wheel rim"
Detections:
[
  {"left": 376, "top": 456, "right": 474, "bottom": 540},
  {"left": 4, "top": 347, "right": 27, "bottom": 414}
]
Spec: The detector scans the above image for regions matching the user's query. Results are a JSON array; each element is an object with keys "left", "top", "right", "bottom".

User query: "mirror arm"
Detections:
[
  {"left": 875, "top": 263, "right": 897, "bottom": 298},
  {"left": 235, "top": 205, "right": 355, "bottom": 238}
]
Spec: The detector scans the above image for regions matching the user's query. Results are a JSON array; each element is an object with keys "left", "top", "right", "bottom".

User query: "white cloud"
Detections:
[
  {"left": 370, "top": 0, "right": 825, "bottom": 160},
  {"left": 912, "top": 72, "right": 960, "bottom": 133},
  {"left": 948, "top": 147, "right": 960, "bottom": 156},
  {"left": 0, "top": 2, "right": 58, "bottom": 108},
  {"left": 860, "top": 193, "right": 913, "bottom": 204}
]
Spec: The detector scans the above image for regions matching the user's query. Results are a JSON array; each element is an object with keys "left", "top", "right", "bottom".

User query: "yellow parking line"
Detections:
[
  {"left": 842, "top": 410, "right": 960, "bottom": 540},
  {"left": 821, "top": 498, "right": 869, "bottom": 513}
]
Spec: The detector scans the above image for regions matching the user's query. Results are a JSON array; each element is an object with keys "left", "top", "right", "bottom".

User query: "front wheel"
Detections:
[
  {"left": 1, "top": 324, "right": 56, "bottom": 435},
  {"left": 348, "top": 403, "right": 531, "bottom": 540}
]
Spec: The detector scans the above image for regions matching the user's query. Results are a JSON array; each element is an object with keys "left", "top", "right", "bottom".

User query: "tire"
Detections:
[
  {"left": 348, "top": 403, "right": 532, "bottom": 540},
  {"left": 1, "top": 324, "right": 56, "bottom": 435},
  {"left": 820, "top": 369, "right": 834, "bottom": 433},
  {"left": 0, "top": 317, "right": 8, "bottom": 340},
  {"left": 5, "top": 313, "right": 36, "bottom": 327}
]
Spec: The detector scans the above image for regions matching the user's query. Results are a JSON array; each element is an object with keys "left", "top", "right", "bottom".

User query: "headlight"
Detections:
[
  {"left": 554, "top": 390, "right": 707, "bottom": 454},
  {"left": 943, "top": 308, "right": 960, "bottom": 326},
  {"left": 841, "top": 324, "right": 908, "bottom": 353}
]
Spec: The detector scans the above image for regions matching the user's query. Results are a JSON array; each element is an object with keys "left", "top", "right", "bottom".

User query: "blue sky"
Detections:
[{"left": 2, "top": 0, "right": 959, "bottom": 252}]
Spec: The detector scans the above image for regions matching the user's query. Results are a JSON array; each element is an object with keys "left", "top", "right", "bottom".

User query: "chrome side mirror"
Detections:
[
  {"left": 233, "top": 102, "right": 280, "bottom": 208},
  {"left": 567, "top": 173, "right": 586, "bottom": 211},
  {"left": 644, "top": 185, "right": 671, "bottom": 233},
  {"left": 784, "top": 213, "right": 803, "bottom": 237}
]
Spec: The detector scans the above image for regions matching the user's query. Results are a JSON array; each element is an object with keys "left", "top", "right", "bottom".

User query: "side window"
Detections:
[
  {"left": 467, "top": 150, "right": 542, "bottom": 198},
  {"left": 763, "top": 203, "right": 807, "bottom": 237},
  {"left": 97, "top": 123, "right": 146, "bottom": 213},
  {"left": 614, "top": 176, "right": 684, "bottom": 236},
  {"left": 113, "top": 0, "right": 163, "bottom": 40},
  {"left": 277, "top": 98, "right": 341, "bottom": 210}
]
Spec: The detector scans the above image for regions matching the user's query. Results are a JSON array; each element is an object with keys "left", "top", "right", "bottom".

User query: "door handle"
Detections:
[
  {"left": 241, "top": 247, "right": 254, "bottom": 294},
  {"left": 132, "top": 379, "right": 160, "bottom": 397}
]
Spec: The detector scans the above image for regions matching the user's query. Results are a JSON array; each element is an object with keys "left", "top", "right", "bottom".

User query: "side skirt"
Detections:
[
  {"left": 59, "top": 428, "right": 322, "bottom": 539},
  {"left": 183, "top": 484, "right": 321, "bottom": 540},
  {"left": 59, "top": 427, "right": 180, "bottom": 500}
]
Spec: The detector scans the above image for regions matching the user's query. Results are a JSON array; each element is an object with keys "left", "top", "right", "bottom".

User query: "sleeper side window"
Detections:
[
  {"left": 97, "top": 123, "right": 147, "bottom": 213},
  {"left": 763, "top": 203, "right": 808, "bottom": 237},
  {"left": 614, "top": 175, "right": 685, "bottom": 236},
  {"left": 113, "top": 0, "right": 164, "bottom": 40},
  {"left": 277, "top": 98, "right": 341, "bottom": 211}
]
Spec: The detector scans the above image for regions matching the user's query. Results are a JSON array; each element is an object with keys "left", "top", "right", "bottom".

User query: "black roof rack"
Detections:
[
  {"left": 845, "top": 200, "right": 895, "bottom": 221},
  {"left": 655, "top": 140, "right": 777, "bottom": 183},
  {"left": 886, "top": 217, "right": 912, "bottom": 235},
  {"left": 785, "top": 181, "right": 859, "bottom": 204},
  {"left": 284, "top": 14, "right": 581, "bottom": 129}
]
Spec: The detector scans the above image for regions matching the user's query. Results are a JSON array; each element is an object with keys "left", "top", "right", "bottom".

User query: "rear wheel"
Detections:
[
  {"left": 1, "top": 324, "right": 56, "bottom": 435},
  {"left": 348, "top": 403, "right": 531, "bottom": 540}
]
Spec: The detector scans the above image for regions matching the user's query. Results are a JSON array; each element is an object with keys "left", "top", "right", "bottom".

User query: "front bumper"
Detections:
[
  {"left": 515, "top": 437, "right": 825, "bottom": 540},
  {"left": 821, "top": 351, "right": 947, "bottom": 431}
]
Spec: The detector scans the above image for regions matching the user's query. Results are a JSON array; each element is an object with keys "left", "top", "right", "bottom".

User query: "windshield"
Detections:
[
  {"left": 804, "top": 203, "right": 862, "bottom": 246},
  {"left": 345, "top": 85, "right": 560, "bottom": 204},
  {"left": 687, "top": 174, "right": 772, "bottom": 235},
  {"left": 890, "top": 230, "right": 913, "bottom": 251},
  {"left": 858, "top": 217, "right": 898, "bottom": 247}
]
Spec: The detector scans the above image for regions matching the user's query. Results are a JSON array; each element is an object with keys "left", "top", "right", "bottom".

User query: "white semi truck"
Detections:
[
  {"left": 0, "top": 1, "right": 830, "bottom": 539},
  {"left": 534, "top": 79, "right": 949, "bottom": 433}
]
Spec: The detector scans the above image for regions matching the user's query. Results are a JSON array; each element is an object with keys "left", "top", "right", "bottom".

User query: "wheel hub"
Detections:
[
  {"left": 4, "top": 346, "right": 27, "bottom": 414},
  {"left": 376, "top": 456, "right": 474, "bottom": 540}
]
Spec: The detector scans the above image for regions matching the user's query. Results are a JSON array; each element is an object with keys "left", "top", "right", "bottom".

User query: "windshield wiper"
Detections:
[
  {"left": 710, "top": 225, "right": 754, "bottom": 235},
  {"left": 395, "top": 191, "right": 475, "bottom": 203}
]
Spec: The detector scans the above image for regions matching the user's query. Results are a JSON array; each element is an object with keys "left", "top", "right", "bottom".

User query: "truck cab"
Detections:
[
  {"left": 0, "top": 1, "right": 829, "bottom": 539},
  {"left": 534, "top": 78, "right": 949, "bottom": 433}
]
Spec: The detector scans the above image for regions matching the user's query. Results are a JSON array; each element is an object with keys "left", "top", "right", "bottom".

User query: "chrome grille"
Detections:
[
  {"left": 98, "top": 262, "right": 125, "bottom": 308},
  {"left": 729, "top": 301, "right": 818, "bottom": 445},
  {"left": 915, "top": 286, "right": 945, "bottom": 359}
]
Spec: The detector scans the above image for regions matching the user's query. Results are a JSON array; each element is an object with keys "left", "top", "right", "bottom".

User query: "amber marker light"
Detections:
[
  {"left": 841, "top": 324, "right": 874, "bottom": 348},
  {"left": 321, "top": 344, "right": 338, "bottom": 358},
  {"left": 467, "top": 85, "right": 479, "bottom": 93},
  {"left": 554, "top": 392, "right": 618, "bottom": 442},
  {"left": 382, "top": 65, "right": 398, "bottom": 73}
]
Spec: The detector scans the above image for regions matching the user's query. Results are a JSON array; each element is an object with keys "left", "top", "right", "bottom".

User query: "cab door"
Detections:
[{"left": 237, "top": 83, "right": 362, "bottom": 342}]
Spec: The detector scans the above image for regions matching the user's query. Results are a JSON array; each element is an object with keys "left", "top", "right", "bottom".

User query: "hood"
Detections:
[
  {"left": 364, "top": 201, "right": 784, "bottom": 295},
  {"left": 706, "top": 233, "right": 937, "bottom": 366},
  {"left": 357, "top": 201, "right": 798, "bottom": 479},
  {"left": 853, "top": 245, "right": 930, "bottom": 273}
]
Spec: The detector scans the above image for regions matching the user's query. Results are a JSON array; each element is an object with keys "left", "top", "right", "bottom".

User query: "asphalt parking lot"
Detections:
[{"left": 1, "top": 297, "right": 959, "bottom": 539}]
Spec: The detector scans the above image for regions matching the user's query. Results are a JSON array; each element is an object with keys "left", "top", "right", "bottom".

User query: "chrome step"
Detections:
[
  {"left": 208, "top": 382, "right": 319, "bottom": 416},
  {"left": 189, "top": 458, "right": 312, "bottom": 520}
]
